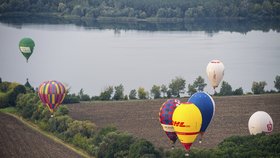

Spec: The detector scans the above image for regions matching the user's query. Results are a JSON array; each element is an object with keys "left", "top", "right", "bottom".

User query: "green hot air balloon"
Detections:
[{"left": 19, "top": 37, "right": 35, "bottom": 62}]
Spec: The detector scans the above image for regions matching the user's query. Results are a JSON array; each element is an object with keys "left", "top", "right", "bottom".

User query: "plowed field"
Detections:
[
  {"left": 0, "top": 112, "right": 83, "bottom": 158},
  {"left": 67, "top": 94, "right": 280, "bottom": 149}
]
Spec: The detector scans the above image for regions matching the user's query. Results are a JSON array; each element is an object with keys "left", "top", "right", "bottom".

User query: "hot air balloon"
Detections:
[
  {"left": 159, "top": 99, "right": 181, "bottom": 148},
  {"left": 38, "top": 80, "right": 66, "bottom": 117},
  {"left": 248, "top": 111, "right": 273, "bottom": 135},
  {"left": 19, "top": 37, "right": 35, "bottom": 62},
  {"left": 172, "top": 102, "right": 202, "bottom": 156},
  {"left": 206, "top": 59, "right": 225, "bottom": 91},
  {"left": 188, "top": 92, "right": 215, "bottom": 143}
]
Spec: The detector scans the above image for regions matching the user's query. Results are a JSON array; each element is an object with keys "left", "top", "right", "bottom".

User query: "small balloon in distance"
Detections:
[{"left": 19, "top": 37, "right": 35, "bottom": 62}]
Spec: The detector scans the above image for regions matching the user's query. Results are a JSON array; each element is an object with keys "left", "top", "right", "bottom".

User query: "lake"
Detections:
[{"left": 0, "top": 19, "right": 279, "bottom": 96}]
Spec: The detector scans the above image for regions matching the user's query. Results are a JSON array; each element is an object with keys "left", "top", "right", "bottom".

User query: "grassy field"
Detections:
[{"left": 67, "top": 94, "right": 280, "bottom": 150}]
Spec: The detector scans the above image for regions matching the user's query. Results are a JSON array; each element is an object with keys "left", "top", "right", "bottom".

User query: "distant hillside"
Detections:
[{"left": 1, "top": 0, "right": 280, "bottom": 20}]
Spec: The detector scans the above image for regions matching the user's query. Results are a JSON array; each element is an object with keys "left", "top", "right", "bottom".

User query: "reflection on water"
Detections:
[{"left": 1, "top": 16, "right": 280, "bottom": 34}]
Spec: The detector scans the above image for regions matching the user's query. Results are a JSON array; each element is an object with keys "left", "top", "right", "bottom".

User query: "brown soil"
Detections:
[
  {"left": 67, "top": 94, "right": 280, "bottom": 150},
  {"left": 0, "top": 112, "right": 83, "bottom": 158}
]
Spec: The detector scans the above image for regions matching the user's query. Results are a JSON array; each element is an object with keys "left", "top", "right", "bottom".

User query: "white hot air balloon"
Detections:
[
  {"left": 206, "top": 59, "right": 225, "bottom": 90},
  {"left": 248, "top": 111, "right": 273, "bottom": 135}
]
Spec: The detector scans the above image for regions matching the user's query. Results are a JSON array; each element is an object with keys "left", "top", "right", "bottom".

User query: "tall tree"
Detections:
[
  {"left": 100, "top": 86, "right": 113, "bottom": 100},
  {"left": 193, "top": 76, "right": 207, "bottom": 91},
  {"left": 138, "top": 87, "right": 148, "bottom": 99},
  {"left": 187, "top": 84, "right": 197, "bottom": 96},
  {"left": 219, "top": 81, "right": 233, "bottom": 96},
  {"left": 160, "top": 84, "right": 168, "bottom": 98},
  {"left": 78, "top": 88, "right": 84, "bottom": 99},
  {"left": 252, "top": 81, "right": 267, "bottom": 94},
  {"left": 150, "top": 85, "right": 161, "bottom": 99},
  {"left": 113, "top": 84, "right": 124, "bottom": 100},
  {"left": 129, "top": 89, "right": 137, "bottom": 100},
  {"left": 274, "top": 75, "right": 280, "bottom": 92},
  {"left": 169, "top": 77, "right": 186, "bottom": 97}
]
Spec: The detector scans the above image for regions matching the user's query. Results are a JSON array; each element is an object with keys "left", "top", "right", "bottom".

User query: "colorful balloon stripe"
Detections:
[{"left": 38, "top": 80, "right": 66, "bottom": 113}]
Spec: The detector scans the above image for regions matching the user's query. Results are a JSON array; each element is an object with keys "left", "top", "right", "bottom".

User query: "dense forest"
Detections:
[{"left": 0, "top": 0, "right": 280, "bottom": 20}]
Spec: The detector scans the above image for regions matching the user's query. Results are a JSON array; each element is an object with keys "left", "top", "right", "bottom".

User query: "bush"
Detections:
[
  {"left": 96, "top": 132, "right": 135, "bottom": 158},
  {"left": 71, "top": 133, "right": 95, "bottom": 154},
  {"left": 93, "top": 126, "right": 117, "bottom": 146},
  {"left": 0, "top": 81, "right": 10, "bottom": 92},
  {"left": 16, "top": 93, "right": 39, "bottom": 119},
  {"left": 63, "top": 93, "right": 80, "bottom": 104},
  {"left": 46, "top": 115, "right": 73, "bottom": 133},
  {"left": 216, "top": 133, "right": 280, "bottom": 157},
  {"left": 129, "top": 139, "right": 160, "bottom": 158},
  {"left": 65, "top": 120, "right": 97, "bottom": 139},
  {"left": 8, "top": 85, "right": 26, "bottom": 106},
  {"left": 0, "top": 83, "right": 26, "bottom": 107},
  {"left": 165, "top": 148, "right": 186, "bottom": 158},
  {"left": 0, "top": 92, "right": 9, "bottom": 108},
  {"left": 56, "top": 105, "right": 69, "bottom": 115}
]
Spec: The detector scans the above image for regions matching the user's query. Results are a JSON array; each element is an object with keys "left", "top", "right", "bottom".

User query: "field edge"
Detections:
[{"left": 0, "top": 110, "right": 93, "bottom": 158}]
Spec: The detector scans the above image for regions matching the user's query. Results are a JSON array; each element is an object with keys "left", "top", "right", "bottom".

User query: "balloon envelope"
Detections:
[
  {"left": 188, "top": 92, "right": 215, "bottom": 133},
  {"left": 19, "top": 37, "right": 35, "bottom": 62},
  {"left": 206, "top": 59, "right": 225, "bottom": 89},
  {"left": 172, "top": 102, "right": 202, "bottom": 151},
  {"left": 38, "top": 80, "right": 66, "bottom": 113},
  {"left": 159, "top": 99, "right": 181, "bottom": 144},
  {"left": 248, "top": 111, "right": 273, "bottom": 135}
]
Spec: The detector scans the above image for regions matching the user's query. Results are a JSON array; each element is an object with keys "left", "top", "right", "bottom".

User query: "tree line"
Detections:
[
  {"left": 1, "top": 75, "right": 280, "bottom": 104},
  {"left": 0, "top": 0, "right": 280, "bottom": 20},
  {"left": 63, "top": 75, "right": 280, "bottom": 102}
]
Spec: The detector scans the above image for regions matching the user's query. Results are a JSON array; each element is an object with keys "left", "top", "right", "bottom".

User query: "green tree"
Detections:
[
  {"left": 161, "top": 84, "right": 168, "bottom": 98},
  {"left": 233, "top": 87, "right": 243, "bottom": 95},
  {"left": 8, "top": 84, "right": 26, "bottom": 106},
  {"left": 151, "top": 85, "right": 161, "bottom": 99},
  {"left": 219, "top": 81, "right": 233, "bottom": 96},
  {"left": 16, "top": 93, "right": 39, "bottom": 119},
  {"left": 0, "top": 77, "right": 2, "bottom": 83},
  {"left": 113, "top": 84, "right": 124, "bottom": 100},
  {"left": 138, "top": 87, "right": 147, "bottom": 99},
  {"left": 100, "top": 86, "right": 113, "bottom": 100},
  {"left": 78, "top": 88, "right": 84, "bottom": 99},
  {"left": 129, "top": 89, "right": 137, "bottom": 100},
  {"left": 274, "top": 75, "right": 280, "bottom": 92},
  {"left": 65, "top": 120, "right": 97, "bottom": 138},
  {"left": 96, "top": 132, "right": 135, "bottom": 158},
  {"left": 169, "top": 77, "right": 186, "bottom": 97},
  {"left": 193, "top": 76, "right": 207, "bottom": 91},
  {"left": 187, "top": 84, "right": 197, "bottom": 96},
  {"left": 252, "top": 81, "right": 267, "bottom": 94},
  {"left": 58, "top": 2, "right": 66, "bottom": 12},
  {"left": 128, "top": 139, "right": 160, "bottom": 158}
]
